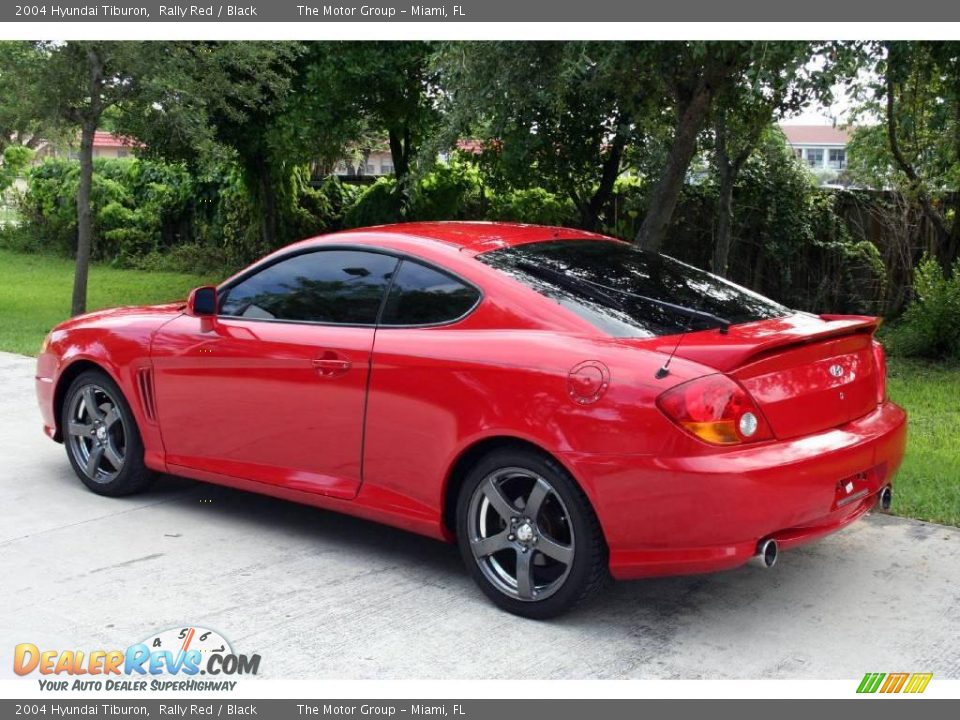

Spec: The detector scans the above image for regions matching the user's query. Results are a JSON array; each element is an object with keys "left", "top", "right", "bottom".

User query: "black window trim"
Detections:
[{"left": 213, "top": 244, "right": 484, "bottom": 330}]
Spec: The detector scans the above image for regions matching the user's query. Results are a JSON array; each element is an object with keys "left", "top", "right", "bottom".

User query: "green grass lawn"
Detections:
[
  {"left": 886, "top": 357, "right": 960, "bottom": 526},
  {"left": 0, "top": 249, "right": 957, "bottom": 526},
  {"left": 0, "top": 249, "right": 218, "bottom": 356}
]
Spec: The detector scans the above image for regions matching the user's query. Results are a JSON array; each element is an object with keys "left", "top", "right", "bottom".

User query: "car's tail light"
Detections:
[
  {"left": 656, "top": 374, "right": 773, "bottom": 445},
  {"left": 872, "top": 340, "right": 887, "bottom": 404}
]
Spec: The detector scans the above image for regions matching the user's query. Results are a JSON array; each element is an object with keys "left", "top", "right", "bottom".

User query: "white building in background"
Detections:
[
  {"left": 332, "top": 150, "right": 394, "bottom": 178},
  {"left": 779, "top": 124, "right": 851, "bottom": 173}
]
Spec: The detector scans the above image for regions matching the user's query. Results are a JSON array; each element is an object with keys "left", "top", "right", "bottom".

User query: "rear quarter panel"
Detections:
[{"left": 360, "top": 324, "right": 714, "bottom": 535}]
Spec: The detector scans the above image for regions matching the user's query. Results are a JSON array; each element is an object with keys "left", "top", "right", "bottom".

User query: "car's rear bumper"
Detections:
[{"left": 563, "top": 400, "right": 907, "bottom": 580}]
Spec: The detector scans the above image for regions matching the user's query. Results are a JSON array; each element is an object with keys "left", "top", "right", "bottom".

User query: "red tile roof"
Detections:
[
  {"left": 456, "top": 139, "right": 487, "bottom": 154},
  {"left": 92, "top": 131, "right": 137, "bottom": 149},
  {"left": 779, "top": 125, "right": 850, "bottom": 146}
]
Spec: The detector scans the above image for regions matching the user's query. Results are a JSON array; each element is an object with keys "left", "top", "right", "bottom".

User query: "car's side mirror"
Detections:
[{"left": 187, "top": 286, "right": 218, "bottom": 317}]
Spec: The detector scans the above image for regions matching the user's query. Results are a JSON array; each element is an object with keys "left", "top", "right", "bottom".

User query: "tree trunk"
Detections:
[
  {"left": 582, "top": 120, "right": 629, "bottom": 232},
  {"left": 713, "top": 159, "right": 735, "bottom": 276},
  {"left": 256, "top": 157, "right": 278, "bottom": 250},
  {"left": 388, "top": 128, "right": 410, "bottom": 185},
  {"left": 388, "top": 127, "right": 413, "bottom": 215},
  {"left": 751, "top": 246, "right": 766, "bottom": 290},
  {"left": 71, "top": 48, "right": 104, "bottom": 317},
  {"left": 711, "top": 111, "right": 756, "bottom": 278},
  {"left": 883, "top": 61, "right": 954, "bottom": 275},
  {"left": 712, "top": 103, "right": 772, "bottom": 277},
  {"left": 72, "top": 121, "right": 96, "bottom": 317},
  {"left": 945, "top": 204, "right": 960, "bottom": 272},
  {"left": 635, "top": 79, "right": 714, "bottom": 251}
]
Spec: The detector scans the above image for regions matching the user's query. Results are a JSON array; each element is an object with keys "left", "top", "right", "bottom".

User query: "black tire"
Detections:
[
  {"left": 456, "top": 446, "right": 608, "bottom": 619},
  {"left": 61, "top": 369, "right": 156, "bottom": 497}
]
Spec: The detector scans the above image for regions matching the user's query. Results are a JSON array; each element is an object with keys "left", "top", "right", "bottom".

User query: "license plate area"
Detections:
[{"left": 833, "top": 464, "right": 886, "bottom": 509}]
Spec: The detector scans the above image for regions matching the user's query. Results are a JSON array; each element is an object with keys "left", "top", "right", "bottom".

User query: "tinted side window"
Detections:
[
  {"left": 379, "top": 260, "right": 480, "bottom": 325},
  {"left": 220, "top": 250, "right": 398, "bottom": 324}
]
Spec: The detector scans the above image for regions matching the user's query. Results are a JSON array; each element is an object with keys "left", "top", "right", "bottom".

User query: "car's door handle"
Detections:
[{"left": 312, "top": 353, "right": 351, "bottom": 377}]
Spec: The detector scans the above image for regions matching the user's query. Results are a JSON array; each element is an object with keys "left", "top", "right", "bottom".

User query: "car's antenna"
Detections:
[
  {"left": 655, "top": 324, "right": 690, "bottom": 379},
  {"left": 656, "top": 315, "right": 730, "bottom": 379}
]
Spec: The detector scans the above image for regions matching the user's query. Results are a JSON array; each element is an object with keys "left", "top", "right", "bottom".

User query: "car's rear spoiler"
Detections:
[{"left": 649, "top": 314, "right": 880, "bottom": 372}]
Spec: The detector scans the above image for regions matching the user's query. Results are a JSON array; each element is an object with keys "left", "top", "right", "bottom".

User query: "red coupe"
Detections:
[{"left": 36, "top": 222, "right": 907, "bottom": 618}]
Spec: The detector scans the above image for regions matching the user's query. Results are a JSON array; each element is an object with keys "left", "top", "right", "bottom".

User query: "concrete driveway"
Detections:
[{"left": 0, "top": 349, "right": 957, "bottom": 680}]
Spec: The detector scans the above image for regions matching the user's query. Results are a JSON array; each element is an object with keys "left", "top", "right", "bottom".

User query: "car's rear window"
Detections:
[{"left": 477, "top": 239, "right": 789, "bottom": 337}]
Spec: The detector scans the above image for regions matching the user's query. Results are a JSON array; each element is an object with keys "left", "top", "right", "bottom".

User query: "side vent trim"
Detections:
[{"left": 137, "top": 367, "right": 157, "bottom": 423}]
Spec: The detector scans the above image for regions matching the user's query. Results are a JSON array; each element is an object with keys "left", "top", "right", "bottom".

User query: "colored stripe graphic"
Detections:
[
  {"left": 857, "top": 672, "right": 932, "bottom": 694},
  {"left": 857, "top": 673, "right": 885, "bottom": 693},
  {"left": 880, "top": 673, "right": 909, "bottom": 693},
  {"left": 903, "top": 673, "right": 933, "bottom": 694}
]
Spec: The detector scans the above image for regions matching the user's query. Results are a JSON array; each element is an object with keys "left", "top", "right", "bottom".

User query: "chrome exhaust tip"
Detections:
[
  {"left": 878, "top": 486, "right": 893, "bottom": 512},
  {"left": 748, "top": 538, "right": 779, "bottom": 569}
]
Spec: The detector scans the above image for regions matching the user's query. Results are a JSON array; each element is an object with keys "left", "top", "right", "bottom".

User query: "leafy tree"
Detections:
[
  {"left": 708, "top": 41, "right": 859, "bottom": 275},
  {"left": 437, "top": 42, "right": 659, "bottom": 230},
  {"left": 848, "top": 41, "right": 960, "bottom": 273},
  {"left": 0, "top": 42, "right": 59, "bottom": 152},
  {"left": 1, "top": 42, "right": 170, "bottom": 315},
  {"left": 1, "top": 41, "right": 304, "bottom": 313},
  {"left": 634, "top": 42, "right": 756, "bottom": 251},
  {"left": 117, "top": 42, "right": 304, "bottom": 255},
  {"left": 291, "top": 42, "right": 440, "bottom": 207}
]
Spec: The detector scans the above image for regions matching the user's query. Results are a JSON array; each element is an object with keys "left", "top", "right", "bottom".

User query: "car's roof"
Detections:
[
  {"left": 325, "top": 221, "right": 614, "bottom": 254},
  {"left": 220, "top": 222, "right": 619, "bottom": 293}
]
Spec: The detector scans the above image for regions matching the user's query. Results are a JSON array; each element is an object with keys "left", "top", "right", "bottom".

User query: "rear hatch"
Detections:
[{"left": 652, "top": 313, "right": 882, "bottom": 439}]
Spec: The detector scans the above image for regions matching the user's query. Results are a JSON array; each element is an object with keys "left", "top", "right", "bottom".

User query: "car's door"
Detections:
[
  {"left": 151, "top": 248, "right": 399, "bottom": 499},
  {"left": 361, "top": 259, "right": 483, "bottom": 510}
]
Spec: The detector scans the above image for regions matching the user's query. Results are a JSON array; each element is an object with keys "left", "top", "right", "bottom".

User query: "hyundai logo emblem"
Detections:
[{"left": 829, "top": 364, "right": 845, "bottom": 378}]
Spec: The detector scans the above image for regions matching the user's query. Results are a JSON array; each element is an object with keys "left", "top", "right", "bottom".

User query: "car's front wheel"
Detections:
[
  {"left": 456, "top": 447, "right": 608, "bottom": 619},
  {"left": 62, "top": 369, "right": 156, "bottom": 497}
]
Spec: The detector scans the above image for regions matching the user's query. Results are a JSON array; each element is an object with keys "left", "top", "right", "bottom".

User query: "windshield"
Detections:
[{"left": 478, "top": 239, "right": 790, "bottom": 337}]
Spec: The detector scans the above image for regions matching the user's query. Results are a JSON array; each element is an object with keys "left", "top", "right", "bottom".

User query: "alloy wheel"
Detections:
[
  {"left": 66, "top": 384, "right": 127, "bottom": 484},
  {"left": 467, "top": 467, "right": 575, "bottom": 602}
]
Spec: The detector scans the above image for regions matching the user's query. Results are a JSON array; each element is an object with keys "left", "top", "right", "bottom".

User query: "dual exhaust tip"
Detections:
[
  {"left": 878, "top": 486, "right": 893, "bottom": 512},
  {"left": 749, "top": 538, "right": 779, "bottom": 569},
  {"left": 749, "top": 486, "right": 893, "bottom": 570}
]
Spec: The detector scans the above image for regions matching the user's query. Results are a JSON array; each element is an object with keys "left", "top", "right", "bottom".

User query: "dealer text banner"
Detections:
[
  {"left": 3, "top": 0, "right": 960, "bottom": 22},
  {"left": 0, "top": 700, "right": 958, "bottom": 719}
]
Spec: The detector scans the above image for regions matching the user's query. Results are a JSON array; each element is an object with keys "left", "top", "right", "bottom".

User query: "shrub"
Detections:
[
  {"left": 14, "top": 157, "right": 195, "bottom": 262},
  {"left": 344, "top": 177, "right": 403, "bottom": 228},
  {"left": 132, "top": 243, "right": 242, "bottom": 276},
  {"left": 487, "top": 187, "right": 576, "bottom": 226},
  {"left": 412, "top": 161, "right": 485, "bottom": 220},
  {"left": 15, "top": 158, "right": 81, "bottom": 255},
  {"left": 887, "top": 255, "right": 960, "bottom": 359},
  {"left": 287, "top": 172, "right": 361, "bottom": 240},
  {"left": 0, "top": 145, "right": 33, "bottom": 192}
]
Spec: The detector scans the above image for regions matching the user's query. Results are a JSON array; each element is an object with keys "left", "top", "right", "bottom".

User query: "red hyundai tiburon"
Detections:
[{"left": 36, "top": 222, "right": 906, "bottom": 617}]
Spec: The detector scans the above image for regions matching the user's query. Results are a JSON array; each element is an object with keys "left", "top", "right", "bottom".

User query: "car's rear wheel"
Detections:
[
  {"left": 456, "top": 447, "right": 608, "bottom": 619},
  {"left": 62, "top": 370, "right": 155, "bottom": 496}
]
